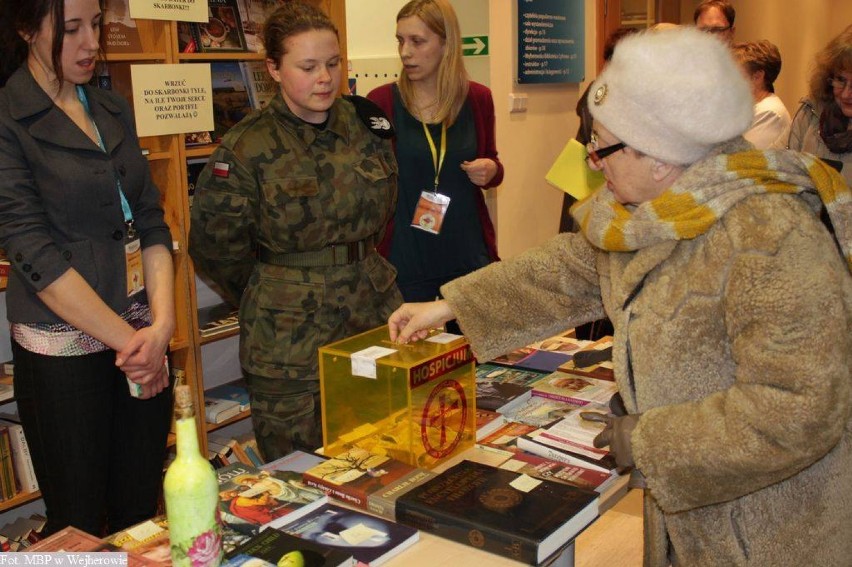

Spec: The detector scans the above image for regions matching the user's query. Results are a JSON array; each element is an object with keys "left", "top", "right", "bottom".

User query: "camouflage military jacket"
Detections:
[{"left": 190, "top": 94, "right": 402, "bottom": 379}]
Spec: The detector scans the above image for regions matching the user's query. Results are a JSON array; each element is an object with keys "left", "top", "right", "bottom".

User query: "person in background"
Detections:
[
  {"left": 0, "top": 0, "right": 174, "bottom": 535},
  {"left": 694, "top": 0, "right": 735, "bottom": 44},
  {"left": 367, "top": 0, "right": 503, "bottom": 327},
  {"left": 189, "top": 2, "right": 402, "bottom": 462},
  {"left": 732, "top": 40, "right": 792, "bottom": 149},
  {"left": 785, "top": 24, "right": 852, "bottom": 187},
  {"left": 389, "top": 27, "right": 851, "bottom": 566}
]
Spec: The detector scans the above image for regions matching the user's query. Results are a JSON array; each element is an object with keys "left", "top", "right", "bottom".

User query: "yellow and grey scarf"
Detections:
[{"left": 572, "top": 146, "right": 852, "bottom": 273}]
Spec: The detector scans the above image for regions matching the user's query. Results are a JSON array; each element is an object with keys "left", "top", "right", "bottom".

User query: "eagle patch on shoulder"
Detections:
[{"left": 345, "top": 95, "right": 395, "bottom": 139}]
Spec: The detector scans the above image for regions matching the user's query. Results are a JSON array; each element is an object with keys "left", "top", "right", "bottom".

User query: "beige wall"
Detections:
[{"left": 683, "top": 1, "right": 852, "bottom": 114}]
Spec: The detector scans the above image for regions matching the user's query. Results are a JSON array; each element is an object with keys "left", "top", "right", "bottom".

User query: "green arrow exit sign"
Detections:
[{"left": 462, "top": 35, "right": 489, "bottom": 56}]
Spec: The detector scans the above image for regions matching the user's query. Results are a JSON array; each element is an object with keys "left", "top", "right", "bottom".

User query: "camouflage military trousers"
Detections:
[{"left": 244, "top": 372, "right": 322, "bottom": 462}]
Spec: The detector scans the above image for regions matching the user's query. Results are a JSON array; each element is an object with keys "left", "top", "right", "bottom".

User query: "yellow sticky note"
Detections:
[{"left": 545, "top": 138, "right": 606, "bottom": 200}]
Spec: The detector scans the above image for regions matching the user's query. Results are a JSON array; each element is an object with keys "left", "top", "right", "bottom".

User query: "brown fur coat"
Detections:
[{"left": 443, "top": 188, "right": 851, "bottom": 565}]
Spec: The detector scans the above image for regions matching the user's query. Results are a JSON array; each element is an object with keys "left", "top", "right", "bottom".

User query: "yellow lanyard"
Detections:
[{"left": 422, "top": 120, "right": 447, "bottom": 191}]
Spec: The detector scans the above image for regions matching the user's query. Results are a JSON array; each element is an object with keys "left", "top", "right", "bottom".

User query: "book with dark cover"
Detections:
[
  {"left": 210, "top": 61, "right": 253, "bottom": 141},
  {"left": 476, "top": 379, "right": 533, "bottom": 413},
  {"left": 302, "top": 447, "right": 417, "bottom": 510},
  {"left": 475, "top": 362, "right": 549, "bottom": 388},
  {"left": 198, "top": 302, "right": 240, "bottom": 338},
  {"left": 396, "top": 460, "right": 598, "bottom": 565},
  {"left": 279, "top": 503, "right": 418, "bottom": 566},
  {"left": 217, "top": 463, "right": 328, "bottom": 536},
  {"left": 224, "top": 527, "right": 354, "bottom": 567}
]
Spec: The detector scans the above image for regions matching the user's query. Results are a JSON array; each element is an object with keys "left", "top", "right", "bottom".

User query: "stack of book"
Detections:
[
  {"left": 198, "top": 303, "right": 240, "bottom": 339},
  {"left": 0, "top": 414, "right": 38, "bottom": 501}
]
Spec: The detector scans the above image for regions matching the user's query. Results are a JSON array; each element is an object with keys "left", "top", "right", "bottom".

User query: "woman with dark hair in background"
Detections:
[
  {"left": 785, "top": 24, "right": 852, "bottom": 186},
  {"left": 0, "top": 0, "right": 174, "bottom": 535}
]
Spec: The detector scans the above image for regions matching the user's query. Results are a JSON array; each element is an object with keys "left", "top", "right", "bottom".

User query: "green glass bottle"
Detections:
[{"left": 164, "top": 385, "right": 223, "bottom": 567}]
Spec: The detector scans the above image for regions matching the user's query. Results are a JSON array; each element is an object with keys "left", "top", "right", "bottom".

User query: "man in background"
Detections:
[
  {"left": 694, "top": 0, "right": 735, "bottom": 44},
  {"left": 733, "top": 40, "right": 792, "bottom": 148}
]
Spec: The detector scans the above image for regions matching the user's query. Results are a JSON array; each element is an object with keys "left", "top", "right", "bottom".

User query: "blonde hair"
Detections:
[
  {"left": 396, "top": 0, "right": 469, "bottom": 126},
  {"left": 808, "top": 24, "right": 852, "bottom": 105}
]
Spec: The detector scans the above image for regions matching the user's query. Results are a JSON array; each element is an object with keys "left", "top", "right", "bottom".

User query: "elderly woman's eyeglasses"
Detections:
[
  {"left": 830, "top": 76, "right": 852, "bottom": 92},
  {"left": 586, "top": 133, "right": 626, "bottom": 167}
]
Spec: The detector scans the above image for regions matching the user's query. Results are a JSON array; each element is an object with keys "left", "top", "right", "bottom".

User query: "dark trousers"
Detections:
[{"left": 12, "top": 341, "right": 172, "bottom": 536}]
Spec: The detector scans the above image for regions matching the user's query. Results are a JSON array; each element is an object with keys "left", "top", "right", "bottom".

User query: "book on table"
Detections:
[
  {"left": 301, "top": 447, "right": 417, "bottom": 510},
  {"left": 262, "top": 450, "right": 327, "bottom": 475},
  {"left": 531, "top": 371, "right": 618, "bottom": 406},
  {"left": 475, "top": 408, "right": 506, "bottom": 441},
  {"left": 476, "top": 421, "right": 540, "bottom": 456},
  {"left": 223, "top": 526, "right": 354, "bottom": 567},
  {"left": 557, "top": 336, "right": 615, "bottom": 381},
  {"left": 365, "top": 468, "right": 437, "bottom": 521},
  {"left": 476, "top": 379, "right": 533, "bottom": 414},
  {"left": 498, "top": 450, "right": 616, "bottom": 492},
  {"left": 516, "top": 405, "right": 618, "bottom": 473},
  {"left": 499, "top": 395, "right": 585, "bottom": 428},
  {"left": 278, "top": 503, "right": 418, "bottom": 567},
  {"left": 396, "top": 459, "right": 599, "bottom": 565},
  {"left": 217, "top": 463, "right": 328, "bottom": 535}
]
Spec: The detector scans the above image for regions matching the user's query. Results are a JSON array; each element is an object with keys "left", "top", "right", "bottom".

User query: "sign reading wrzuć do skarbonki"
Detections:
[{"left": 517, "top": 0, "right": 584, "bottom": 84}]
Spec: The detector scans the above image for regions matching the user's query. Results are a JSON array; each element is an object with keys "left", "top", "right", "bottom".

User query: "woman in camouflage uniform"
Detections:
[{"left": 190, "top": 2, "right": 402, "bottom": 461}]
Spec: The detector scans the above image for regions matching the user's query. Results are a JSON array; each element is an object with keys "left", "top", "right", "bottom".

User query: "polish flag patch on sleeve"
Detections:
[{"left": 212, "top": 161, "right": 231, "bottom": 178}]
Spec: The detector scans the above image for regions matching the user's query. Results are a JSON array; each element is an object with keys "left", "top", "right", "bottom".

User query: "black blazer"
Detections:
[{"left": 0, "top": 66, "right": 171, "bottom": 324}]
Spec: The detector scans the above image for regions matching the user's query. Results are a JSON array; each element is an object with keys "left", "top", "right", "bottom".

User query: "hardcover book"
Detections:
[
  {"left": 0, "top": 420, "right": 38, "bottom": 493},
  {"left": 210, "top": 61, "right": 253, "bottom": 141},
  {"left": 223, "top": 527, "right": 354, "bottom": 567},
  {"left": 279, "top": 503, "right": 418, "bottom": 566},
  {"left": 195, "top": 0, "right": 248, "bottom": 52},
  {"left": 531, "top": 371, "right": 618, "bottom": 406},
  {"left": 217, "top": 463, "right": 328, "bottom": 535},
  {"left": 102, "top": 0, "right": 143, "bottom": 53},
  {"left": 475, "top": 408, "right": 506, "bottom": 441},
  {"left": 204, "top": 396, "right": 242, "bottom": 424},
  {"left": 236, "top": 0, "right": 286, "bottom": 53},
  {"left": 516, "top": 405, "right": 617, "bottom": 473},
  {"left": 365, "top": 468, "right": 437, "bottom": 521},
  {"left": 475, "top": 362, "right": 549, "bottom": 388},
  {"left": 498, "top": 451, "right": 614, "bottom": 492},
  {"left": 302, "top": 447, "right": 417, "bottom": 509},
  {"left": 240, "top": 60, "right": 278, "bottom": 109},
  {"left": 396, "top": 460, "right": 599, "bottom": 565}
]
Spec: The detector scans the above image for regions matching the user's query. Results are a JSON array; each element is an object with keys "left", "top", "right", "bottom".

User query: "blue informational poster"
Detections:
[{"left": 517, "top": 0, "right": 584, "bottom": 84}]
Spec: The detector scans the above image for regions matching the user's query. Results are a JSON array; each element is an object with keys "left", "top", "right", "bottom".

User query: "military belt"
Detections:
[{"left": 258, "top": 235, "right": 377, "bottom": 268}]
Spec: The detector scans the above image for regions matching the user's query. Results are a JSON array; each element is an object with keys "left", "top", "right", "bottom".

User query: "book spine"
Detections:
[
  {"left": 516, "top": 437, "right": 611, "bottom": 474},
  {"left": 365, "top": 493, "right": 395, "bottom": 521},
  {"left": 302, "top": 475, "right": 367, "bottom": 509},
  {"left": 530, "top": 389, "right": 590, "bottom": 406},
  {"left": 6, "top": 425, "right": 38, "bottom": 493},
  {"left": 396, "top": 499, "right": 538, "bottom": 564}
]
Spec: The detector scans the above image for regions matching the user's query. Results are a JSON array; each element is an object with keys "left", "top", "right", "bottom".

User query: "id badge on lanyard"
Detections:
[
  {"left": 125, "top": 222, "right": 144, "bottom": 296},
  {"left": 411, "top": 120, "right": 451, "bottom": 235},
  {"left": 77, "top": 86, "right": 144, "bottom": 298}
]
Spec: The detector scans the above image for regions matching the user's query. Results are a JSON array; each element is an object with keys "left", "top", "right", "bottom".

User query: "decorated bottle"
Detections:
[{"left": 164, "top": 385, "right": 223, "bottom": 567}]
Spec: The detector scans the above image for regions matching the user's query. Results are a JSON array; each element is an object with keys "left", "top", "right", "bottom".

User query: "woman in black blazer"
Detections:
[{"left": 0, "top": 0, "right": 174, "bottom": 535}]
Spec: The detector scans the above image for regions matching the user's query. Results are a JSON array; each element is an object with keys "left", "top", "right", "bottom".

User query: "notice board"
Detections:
[{"left": 517, "top": 0, "right": 584, "bottom": 84}]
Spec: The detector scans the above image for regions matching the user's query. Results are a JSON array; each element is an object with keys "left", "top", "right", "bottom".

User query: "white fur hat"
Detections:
[{"left": 588, "top": 27, "right": 753, "bottom": 165}]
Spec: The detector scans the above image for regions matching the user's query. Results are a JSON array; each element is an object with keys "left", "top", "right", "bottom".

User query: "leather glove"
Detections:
[
  {"left": 609, "top": 392, "right": 627, "bottom": 417},
  {"left": 579, "top": 411, "right": 640, "bottom": 469}
]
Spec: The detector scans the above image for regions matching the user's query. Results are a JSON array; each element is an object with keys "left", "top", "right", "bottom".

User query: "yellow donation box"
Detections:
[{"left": 319, "top": 326, "right": 476, "bottom": 469}]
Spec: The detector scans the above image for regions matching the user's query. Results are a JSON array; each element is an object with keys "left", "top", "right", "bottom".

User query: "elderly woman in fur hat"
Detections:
[{"left": 389, "top": 27, "right": 851, "bottom": 566}]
